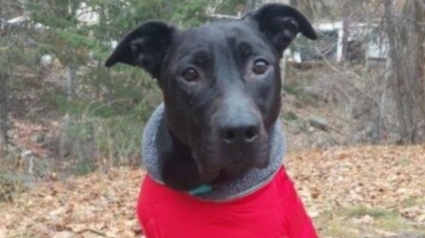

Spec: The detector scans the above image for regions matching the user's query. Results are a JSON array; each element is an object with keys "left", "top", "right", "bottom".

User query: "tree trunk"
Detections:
[
  {"left": 297, "top": 0, "right": 313, "bottom": 20},
  {"left": 290, "top": 0, "right": 298, "bottom": 7},
  {"left": 0, "top": 71, "right": 9, "bottom": 151},
  {"left": 0, "top": 17, "right": 9, "bottom": 151},
  {"left": 384, "top": 0, "right": 408, "bottom": 143},
  {"left": 400, "top": 0, "right": 425, "bottom": 142},
  {"left": 67, "top": 63, "right": 76, "bottom": 101},
  {"left": 414, "top": 0, "right": 425, "bottom": 141},
  {"left": 341, "top": 0, "right": 350, "bottom": 64},
  {"left": 401, "top": 1, "right": 416, "bottom": 142},
  {"left": 385, "top": 0, "right": 425, "bottom": 143},
  {"left": 246, "top": 0, "right": 257, "bottom": 12}
]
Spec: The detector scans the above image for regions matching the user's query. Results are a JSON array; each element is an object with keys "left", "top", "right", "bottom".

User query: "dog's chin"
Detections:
[
  {"left": 195, "top": 147, "right": 271, "bottom": 185},
  {"left": 221, "top": 158, "right": 269, "bottom": 178}
]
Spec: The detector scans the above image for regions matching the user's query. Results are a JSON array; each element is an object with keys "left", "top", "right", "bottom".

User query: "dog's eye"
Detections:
[
  {"left": 252, "top": 60, "right": 269, "bottom": 74},
  {"left": 182, "top": 68, "right": 199, "bottom": 82}
]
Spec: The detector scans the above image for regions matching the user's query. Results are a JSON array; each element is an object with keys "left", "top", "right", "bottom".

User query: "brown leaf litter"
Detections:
[{"left": 1, "top": 145, "right": 424, "bottom": 237}]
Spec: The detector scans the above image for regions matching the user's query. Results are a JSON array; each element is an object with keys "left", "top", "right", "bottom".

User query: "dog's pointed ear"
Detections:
[
  {"left": 104, "top": 21, "right": 175, "bottom": 79},
  {"left": 247, "top": 4, "right": 317, "bottom": 55}
]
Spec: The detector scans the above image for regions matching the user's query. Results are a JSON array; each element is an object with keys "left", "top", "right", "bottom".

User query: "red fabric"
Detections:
[{"left": 137, "top": 166, "right": 318, "bottom": 238}]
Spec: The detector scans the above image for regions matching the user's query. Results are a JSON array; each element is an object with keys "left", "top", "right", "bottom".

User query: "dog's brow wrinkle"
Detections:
[
  {"left": 193, "top": 50, "right": 210, "bottom": 65},
  {"left": 239, "top": 41, "right": 253, "bottom": 57}
]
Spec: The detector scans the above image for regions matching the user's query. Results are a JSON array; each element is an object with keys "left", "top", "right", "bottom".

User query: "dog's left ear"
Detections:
[{"left": 247, "top": 4, "right": 317, "bottom": 55}]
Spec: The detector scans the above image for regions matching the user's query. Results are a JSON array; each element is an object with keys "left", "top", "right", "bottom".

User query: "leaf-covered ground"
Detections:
[{"left": 1, "top": 145, "right": 425, "bottom": 238}]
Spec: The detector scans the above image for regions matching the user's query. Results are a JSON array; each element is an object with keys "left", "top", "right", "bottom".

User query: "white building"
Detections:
[{"left": 311, "top": 21, "right": 389, "bottom": 62}]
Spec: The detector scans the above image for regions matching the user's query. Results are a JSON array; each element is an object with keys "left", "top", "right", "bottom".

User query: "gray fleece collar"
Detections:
[{"left": 142, "top": 103, "right": 286, "bottom": 201}]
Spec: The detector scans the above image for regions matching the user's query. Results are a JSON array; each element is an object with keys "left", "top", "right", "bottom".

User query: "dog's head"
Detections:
[{"left": 105, "top": 4, "right": 316, "bottom": 189}]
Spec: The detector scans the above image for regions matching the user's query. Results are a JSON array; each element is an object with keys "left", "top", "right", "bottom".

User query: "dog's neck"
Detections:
[
  {"left": 156, "top": 116, "right": 215, "bottom": 191},
  {"left": 142, "top": 104, "right": 286, "bottom": 201}
]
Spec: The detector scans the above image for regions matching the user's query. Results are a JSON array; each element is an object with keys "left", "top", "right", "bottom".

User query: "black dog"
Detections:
[
  {"left": 106, "top": 3, "right": 317, "bottom": 238},
  {"left": 106, "top": 4, "right": 316, "bottom": 190}
]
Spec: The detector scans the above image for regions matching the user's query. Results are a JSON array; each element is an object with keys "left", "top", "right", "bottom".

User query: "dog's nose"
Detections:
[{"left": 219, "top": 119, "right": 260, "bottom": 144}]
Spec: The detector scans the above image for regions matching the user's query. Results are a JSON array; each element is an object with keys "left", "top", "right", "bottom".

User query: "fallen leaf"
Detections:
[
  {"left": 416, "top": 213, "right": 425, "bottom": 223},
  {"left": 53, "top": 231, "right": 78, "bottom": 238},
  {"left": 353, "top": 215, "right": 374, "bottom": 224},
  {"left": 375, "top": 229, "right": 399, "bottom": 236}
]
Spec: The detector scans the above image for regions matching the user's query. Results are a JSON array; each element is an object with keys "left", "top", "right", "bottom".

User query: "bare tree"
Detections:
[
  {"left": 385, "top": 0, "right": 425, "bottom": 143},
  {"left": 0, "top": 7, "right": 10, "bottom": 151},
  {"left": 66, "top": 64, "right": 75, "bottom": 100},
  {"left": 414, "top": 0, "right": 425, "bottom": 140},
  {"left": 0, "top": 71, "right": 8, "bottom": 151},
  {"left": 340, "top": 0, "right": 350, "bottom": 64}
]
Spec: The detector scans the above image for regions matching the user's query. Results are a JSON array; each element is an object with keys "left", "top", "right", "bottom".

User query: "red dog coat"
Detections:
[{"left": 137, "top": 166, "right": 318, "bottom": 238}]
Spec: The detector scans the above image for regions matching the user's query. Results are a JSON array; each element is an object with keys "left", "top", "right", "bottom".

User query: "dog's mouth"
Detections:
[{"left": 192, "top": 135, "right": 271, "bottom": 185}]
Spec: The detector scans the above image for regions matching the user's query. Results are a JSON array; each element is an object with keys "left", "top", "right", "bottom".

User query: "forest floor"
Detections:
[{"left": 1, "top": 145, "right": 425, "bottom": 238}]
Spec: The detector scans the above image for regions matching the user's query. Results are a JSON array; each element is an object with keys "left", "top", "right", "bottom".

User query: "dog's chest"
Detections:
[{"left": 137, "top": 167, "right": 301, "bottom": 238}]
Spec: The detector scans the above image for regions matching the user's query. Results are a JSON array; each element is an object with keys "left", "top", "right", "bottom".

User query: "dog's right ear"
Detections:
[{"left": 104, "top": 21, "right": 175, "bottom": 79}]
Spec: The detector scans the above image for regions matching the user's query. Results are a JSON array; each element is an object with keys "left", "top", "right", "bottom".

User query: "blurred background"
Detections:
[{"left": 0, "top": 0, "right": 424, "bottom": 202}]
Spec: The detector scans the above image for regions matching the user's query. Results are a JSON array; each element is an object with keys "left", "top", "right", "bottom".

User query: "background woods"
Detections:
[
  {"left": 0, "top": 0, "right": 424, "bottom": 186},
  {"left": 1, "top": 0, "right": 424, "bottom": 189}
]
